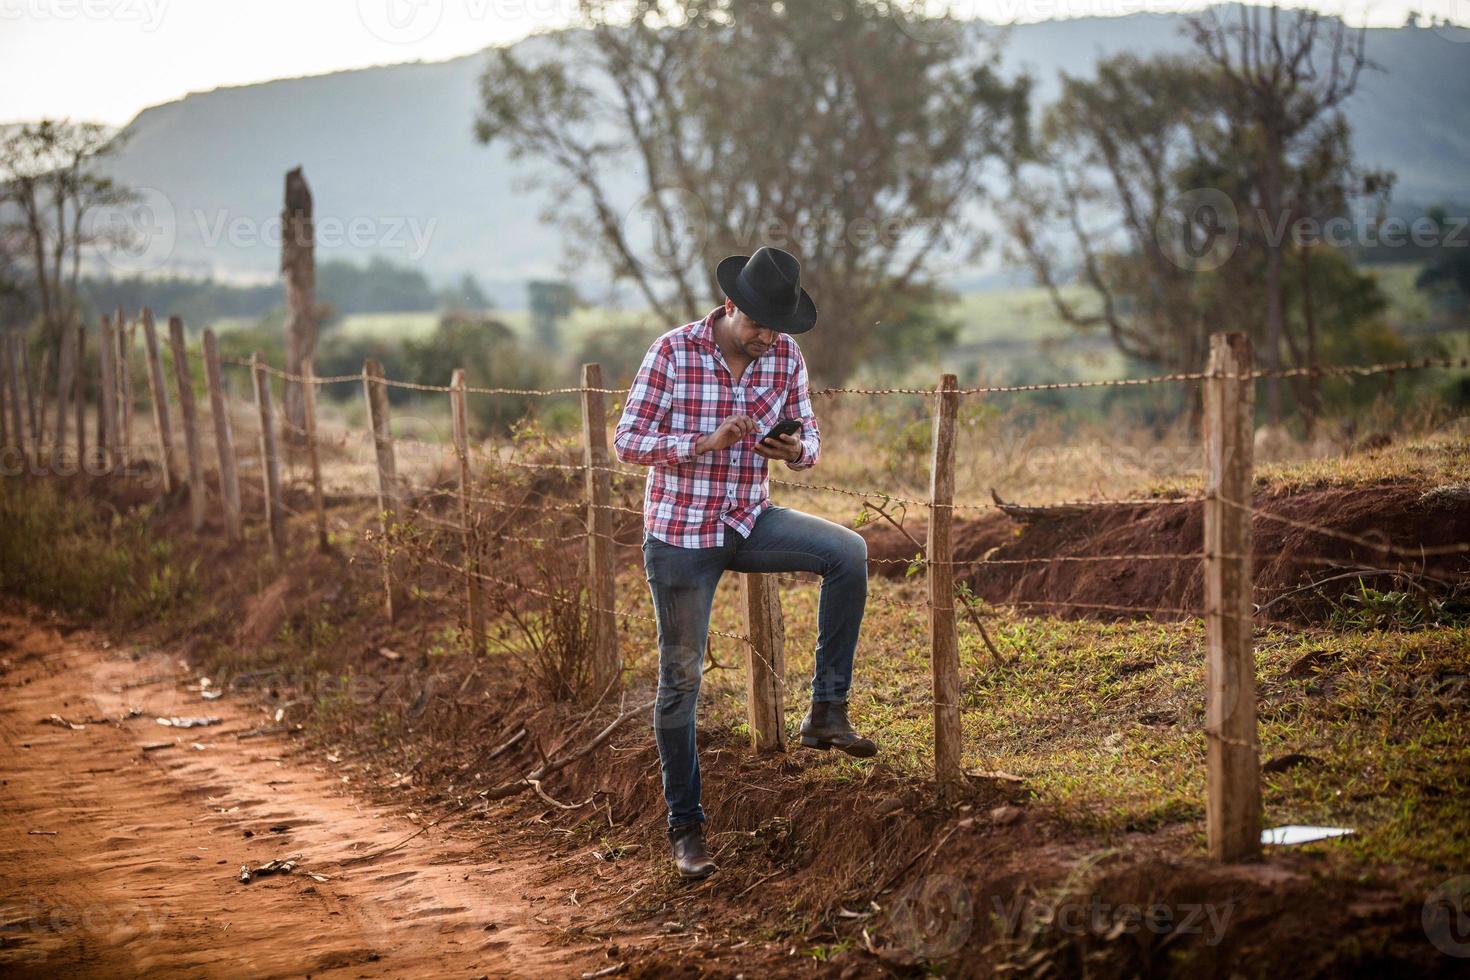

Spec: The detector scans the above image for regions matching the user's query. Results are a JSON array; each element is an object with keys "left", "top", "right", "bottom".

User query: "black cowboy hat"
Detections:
[{"left": 716, "top": 245, "right": 818, "bottom": 334}]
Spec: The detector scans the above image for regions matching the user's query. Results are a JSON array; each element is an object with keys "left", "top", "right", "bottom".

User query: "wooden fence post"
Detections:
[
  {"left": 168, "top": 317, "right": 206, "bottom": 531},
  {"left": 450, "top": 369, "right": 485, "bottom": 654},
  {"left": 301, "top": 363, "right": 328, "bottom": 551},
  {"left": 20, "top": 342, "right": 38, "bottom": 458},
  {"left": 3, "top": 333, "right": 23, "bottom": 464},
  {"left": 581, "top": 363, "right": 621, "bottom": 693},
  {"left": 115, "top": 306, "right": 133, "bottom": 463},
  {"left": 0, "top": 336, "right": 17, "bottom": 462},
  {"left": 36, "top": 348, "right": 50, "bottom": 458},
  {"left": 202, "top": 329, "right": 242, "bottom": 543},
  {"left": 55, "top": 322, "right": 77, "bottom": 462},
  {"left": 140, "top": 308, "right": 178, "bottom": 494},
  {"left": 252, "top": 353, "right": 286, "bottom": 555},
  {"left": 928, "top": 373, "right": 963, "bottom": 782},
  {"left": 97, "top": 315, "right": 119, "bottom": 468},
  {"left": 0, "top": 337, "right": 10, "bottom": 457},
  {"left": 74, "top": 325, "right": 87, "bottom": 468},
  {"left": 1204, "top": 331, "right": 1260, "bottom": 863},
  {"left": 742, "top": 574, "right": 787, "bottom": 751},
  {"left": 362, "top": 358, "right": 399, "bottom": 621}
]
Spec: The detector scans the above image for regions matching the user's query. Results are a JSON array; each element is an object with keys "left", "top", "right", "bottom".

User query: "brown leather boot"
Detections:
[
  {"left": 798, "top": 700, "right": 878, "bottom": 758},
  {"left": 668, "top": 823, "right": 717, "bottom": 880}
]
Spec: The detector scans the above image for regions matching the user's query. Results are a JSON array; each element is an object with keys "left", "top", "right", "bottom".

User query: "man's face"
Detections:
[{"left": 724, "top": 300, "right": 779, "bottom": 359}]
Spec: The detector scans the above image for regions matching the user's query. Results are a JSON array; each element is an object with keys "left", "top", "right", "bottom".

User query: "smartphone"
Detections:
[{"left": 759, "top": 418, "right": 801, "bottom": 444}]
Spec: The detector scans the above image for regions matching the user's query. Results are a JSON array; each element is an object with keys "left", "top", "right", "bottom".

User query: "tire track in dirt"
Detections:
[{"left": 0, "top": 603, "right": 599, "bottom": 978}]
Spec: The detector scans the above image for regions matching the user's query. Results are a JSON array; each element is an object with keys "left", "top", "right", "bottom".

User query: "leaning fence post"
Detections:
[
  {"left": 362, "top": 358, "right": 399, "bottom": 621},
  {"left": 1204, "top": 331, "right": 1260, "bottom": 863},
  {"left": 203, "top": 329, "right": 242, "bottom": 543},
  {"left": 301, "top": 363, "right": 328, "bottom": 551},
  {"left": 252, "top": 353, "right": 286, "bottom": 555},
  {"left": 580, "top": 363, "right": 621, "bottom": 692},
  {"left": 141, "top": 308, "right": 178, "bottom": 494},
  {"left": 450, "top": 369, "right": 485, "bottom": 654},
  {"left": 742, "top": 574, "right": 787, "bottom": 751},
  {"left": 97, "top": 314, "right": 119, "bottom": 468},
  {"left": 928, "top": 373, "right": 963, "bottom": 782},
  {"left": 168, "top": 317, "right": 206, "bottom": 531}
]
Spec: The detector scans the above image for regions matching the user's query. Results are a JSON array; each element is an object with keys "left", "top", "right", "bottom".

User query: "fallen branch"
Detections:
[
  {"left": 956, "top": 592, "right": 1010, "bottom": 668},
  {"left": 1255, "top": 567, "right": 1438, "bottom": 615},
  {"left": 867, "top": 496, "right": 1008, "bottom": 666},
  {"left": 484, "top": 697, "right": 654, "bottom": 802},
  {"left": 990, "top": 488, "right": 1091, "bottom": 523}
]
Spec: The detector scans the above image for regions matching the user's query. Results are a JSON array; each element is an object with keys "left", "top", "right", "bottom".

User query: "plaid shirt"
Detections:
[{"left": 614, "top": 308, "right": 821, "bottom": 548}]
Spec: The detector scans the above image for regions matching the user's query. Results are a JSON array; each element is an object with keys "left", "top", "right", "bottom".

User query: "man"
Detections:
[{"left": 614, "top": 245, "right": 876, "bottom": 881}]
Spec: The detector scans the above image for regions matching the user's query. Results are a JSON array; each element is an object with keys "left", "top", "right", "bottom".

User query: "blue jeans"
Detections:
[{"left": 642, "top": 505, "right": 868, "bottom": 828}]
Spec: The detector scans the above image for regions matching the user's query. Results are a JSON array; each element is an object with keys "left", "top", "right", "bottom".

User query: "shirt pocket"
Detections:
[{"left": 748, "top": 384, "right": 787, "bottom": 428}]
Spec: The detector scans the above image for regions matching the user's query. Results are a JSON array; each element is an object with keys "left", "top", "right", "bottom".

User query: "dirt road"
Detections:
[{"left": 0, "top": 604, "right": 601, "bottom": 978}]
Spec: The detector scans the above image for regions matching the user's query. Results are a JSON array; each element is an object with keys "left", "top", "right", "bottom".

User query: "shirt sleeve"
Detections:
[
  {"left": 614, "top": 339, "right": 701, "bottom": 467},
  {"left": 780, "top": 345, "right": 820, "bottom": 471}
]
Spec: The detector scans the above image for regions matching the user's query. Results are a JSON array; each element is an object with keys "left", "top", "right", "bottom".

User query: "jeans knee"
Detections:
[{"left": 835, "top": 528, "right": 868, "bottom": 573}]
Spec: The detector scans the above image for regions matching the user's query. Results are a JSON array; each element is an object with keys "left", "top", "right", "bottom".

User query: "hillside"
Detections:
[{"left": 83, "top": 9, "right": 1470, "bottom": 301}]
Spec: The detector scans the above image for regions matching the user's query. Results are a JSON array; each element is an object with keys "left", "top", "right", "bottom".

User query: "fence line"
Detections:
[
  {"left": 5, "top": 311, "right": 1469, "bottom": 867},
  {"left": 215, "top": 350, "right": 1468, "bottom": 399}
]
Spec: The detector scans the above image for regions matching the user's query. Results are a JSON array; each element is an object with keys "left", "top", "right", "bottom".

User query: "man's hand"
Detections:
[
  {"left": 695, "top": 414, "right": 757, "bottom": 455},
  {"left": 754, "top": 431, "right": 802, "bottom": 464}
]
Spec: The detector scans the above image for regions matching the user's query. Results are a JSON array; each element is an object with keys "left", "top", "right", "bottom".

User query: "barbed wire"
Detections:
[
  {"left": 216, "top": 351, "right": 1467, "bottom": 402},
  {"left": 1218, "top": 496, "right": 1470, "bottom": 559}
]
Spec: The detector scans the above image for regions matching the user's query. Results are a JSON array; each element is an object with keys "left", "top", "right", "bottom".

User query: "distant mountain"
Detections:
[{"left": 80, "top": 8, "right": 1469, "bottom": 305}]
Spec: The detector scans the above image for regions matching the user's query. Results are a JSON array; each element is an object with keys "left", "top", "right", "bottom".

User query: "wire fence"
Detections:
[{"left": 3, "top": 312, "right": 1466, "bottom": 863}]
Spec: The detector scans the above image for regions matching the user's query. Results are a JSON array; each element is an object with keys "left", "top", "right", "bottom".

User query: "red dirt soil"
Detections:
[
  {"left": 860, "top": 482, "right": 1470, "bottom": 621},
  {"left": 0, "top": 604, "right": 602, "bottom": 978}
]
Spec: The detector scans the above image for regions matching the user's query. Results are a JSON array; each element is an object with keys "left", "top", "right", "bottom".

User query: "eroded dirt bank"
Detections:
[{"left": 861, "top": 481, "right": 1470, "bottom": 620}]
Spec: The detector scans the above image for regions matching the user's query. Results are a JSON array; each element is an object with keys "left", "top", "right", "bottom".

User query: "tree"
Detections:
[
  {"left": 1185, "top": 4, "right": 1371, "bottom": 423},
  {"left": 475, "top": 0, "right": 1029, "bottom": 384},
  {"left": 1002, "top": 53, "right": 1230, "bottom": 377},
  {"left": 0, "top": 120, "right": 132, "bottom": 347},
  {"left": 527, "top": 279, "right": 578, "bottom": 353},
  {"left": 1004, "top": 8, "right": 1388, "bottom": 432},
  {"left": 440, "top": 272, "right": 493, "bottom": 312}
]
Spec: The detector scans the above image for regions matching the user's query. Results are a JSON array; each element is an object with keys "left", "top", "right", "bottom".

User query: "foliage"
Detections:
[
  {"left": 400, "top": 310, "right": 560, "bottom": 433},
  {"left": 317, "top": 255, "right": 438, "bottom": 322},
  {"left": 527, "top": 279, "right": 578, "bottom": 353},
  {"left": 475, "top": 0, "right": 1029, "bottom": 385},
  {"left": 0, "top": 480, "right": 192, "bottom": 621},
  {"left": 0, "top": 119, "right": 133, "bottom": 344},
  {"left": 1004, "top": 8, "right": 1391, "bottom": 427},
  {"left": 1414, "top": 206, "right": 1470, "bottom": 317}
]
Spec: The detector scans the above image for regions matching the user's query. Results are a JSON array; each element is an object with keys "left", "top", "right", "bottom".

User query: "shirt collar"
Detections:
[{"left": 688, "top": 307, "right": 723, "bottom": 352}]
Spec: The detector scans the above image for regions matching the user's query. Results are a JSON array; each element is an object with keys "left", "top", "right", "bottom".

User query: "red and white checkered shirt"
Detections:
[{"left": 614, "top": 307, "right": 821, "bottom": 548}]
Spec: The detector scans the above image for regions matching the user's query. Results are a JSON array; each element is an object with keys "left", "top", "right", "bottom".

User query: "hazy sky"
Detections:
[{"left": 1, "top": 0, "right": 1459, "bottom": 126}]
